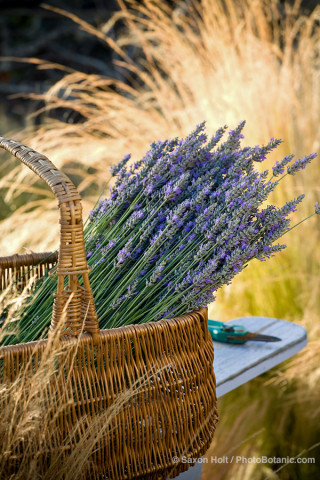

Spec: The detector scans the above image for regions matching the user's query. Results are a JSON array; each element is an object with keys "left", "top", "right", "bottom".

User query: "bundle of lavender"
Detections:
[{"left": 1, "top": 122, "right": 318, "bottom": 345}]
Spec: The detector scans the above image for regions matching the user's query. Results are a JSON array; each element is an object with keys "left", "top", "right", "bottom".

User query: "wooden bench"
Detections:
[{"left": 174, "top": 316, "right": 308, "bottom": 479}]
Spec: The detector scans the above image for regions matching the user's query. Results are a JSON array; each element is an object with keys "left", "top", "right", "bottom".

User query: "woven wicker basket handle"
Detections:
[{"left": 0, "top": 137, "right": 100, "bottom": 343}]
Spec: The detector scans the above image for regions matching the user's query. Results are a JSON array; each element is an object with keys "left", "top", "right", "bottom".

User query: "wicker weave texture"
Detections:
[
  {"left": 0, "top": 251, "right": 58, "bottom": 292},
  {"left": 0, "top": 138, "right": 218, "bottom": 479},
  {"left": 0, "top": 308, "right": 217, "bottom": 479}
]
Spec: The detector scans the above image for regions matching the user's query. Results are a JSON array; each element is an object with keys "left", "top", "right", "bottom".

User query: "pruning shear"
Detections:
[{"left": 208, "top": 319, "right": 281, "bottom": 344}]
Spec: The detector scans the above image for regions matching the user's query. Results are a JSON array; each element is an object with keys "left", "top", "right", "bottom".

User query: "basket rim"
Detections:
[
  {"left": 0, "top": 307, "right": 208, "bottom": 356},
  {"left": 0, "top": 251, "right": 58, "bottom": 269}
]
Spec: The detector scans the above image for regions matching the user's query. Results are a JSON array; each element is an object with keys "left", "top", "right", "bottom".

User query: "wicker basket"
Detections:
[{"left": 0, "top": 138, "right": 218, "bottom": 479}]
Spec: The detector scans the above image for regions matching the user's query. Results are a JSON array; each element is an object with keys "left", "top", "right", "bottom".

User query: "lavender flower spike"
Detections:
[
  {"left": 7, "top": 121, "right": 318, "bottom": 347},
  {"left": 272, "top": 154, "right": 294, "bottom": 176},
  {"left": 109, "top": 153, "right": 131, "bottom": 176},
  {"left": 287, "top": 153, "right": 317, "bottom": 175}
]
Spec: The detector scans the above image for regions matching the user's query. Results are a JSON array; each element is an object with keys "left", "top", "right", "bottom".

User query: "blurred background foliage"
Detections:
[{"left": 0, "top": 0, "right": 319, "bottom": 478}]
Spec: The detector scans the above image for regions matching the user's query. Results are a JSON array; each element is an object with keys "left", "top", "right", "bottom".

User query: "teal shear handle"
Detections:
[{"left": 208, "top": 319, "right": 281, "bottom": 344}]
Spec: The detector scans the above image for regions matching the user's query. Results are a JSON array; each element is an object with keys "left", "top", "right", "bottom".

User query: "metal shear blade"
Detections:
[{"left": 227, "top": 332, "right": 281, "bottom": 342}]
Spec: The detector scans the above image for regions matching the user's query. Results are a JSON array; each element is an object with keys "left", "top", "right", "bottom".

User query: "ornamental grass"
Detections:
[{"left": 0, "top": 122, "right": 317, "bottom": 346}]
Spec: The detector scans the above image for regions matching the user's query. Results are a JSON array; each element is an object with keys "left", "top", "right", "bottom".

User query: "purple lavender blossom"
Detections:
[
  {"left": 287, "top": 153, "right": 317, "bottom": 175},
  {"left": 116, "top": 247, "right": 131, "bottom": 265},
  {"left": 272, "top": 154, "right": 294, "bottom": 176},
  {"left": 81, "top": 121, "right": 317, "bottom": 330},
  {"left": 109, "top": 153, "right": 131, "bottom": 176}
]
